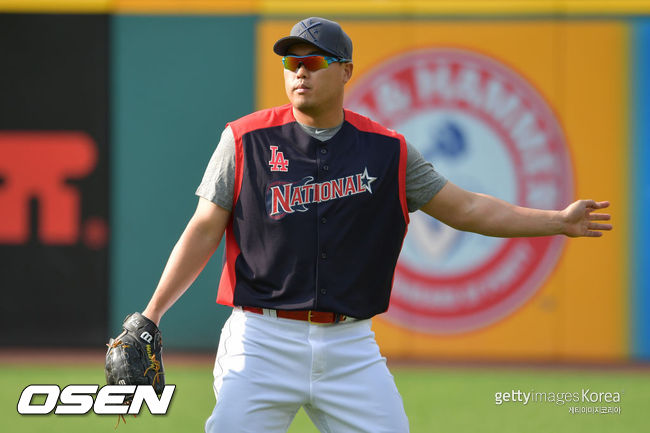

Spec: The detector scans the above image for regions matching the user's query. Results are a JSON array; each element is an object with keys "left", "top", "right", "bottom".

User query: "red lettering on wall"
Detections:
[{"left": 0, "top": 132, "right": 97, "bottom": 244}]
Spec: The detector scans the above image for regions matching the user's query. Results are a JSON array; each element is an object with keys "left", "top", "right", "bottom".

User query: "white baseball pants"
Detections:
[{"left": 205, "top": 307, "right": 409, "bottom": 433}]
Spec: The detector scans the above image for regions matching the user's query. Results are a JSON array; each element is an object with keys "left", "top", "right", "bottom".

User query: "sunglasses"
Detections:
[{"left": 282, "top": 55, "right": 350, "bottom": 72}]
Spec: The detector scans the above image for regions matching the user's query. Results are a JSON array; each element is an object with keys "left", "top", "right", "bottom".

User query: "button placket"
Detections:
[{"left": 315, "top": 141, "right": 329, "bottom": 304}]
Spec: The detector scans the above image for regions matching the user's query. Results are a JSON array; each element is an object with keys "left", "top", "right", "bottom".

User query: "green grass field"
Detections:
[{"left": 3, "top": 361, "right": 647, "bottom": 432}]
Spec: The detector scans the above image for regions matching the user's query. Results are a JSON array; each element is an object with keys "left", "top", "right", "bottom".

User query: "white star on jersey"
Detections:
[{"left": 359, "top": 167, "right": 377, "bottom": 193}]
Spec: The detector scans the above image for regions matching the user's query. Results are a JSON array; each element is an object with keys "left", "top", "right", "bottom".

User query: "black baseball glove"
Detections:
[{"left": 105, "top": 312, "right": 165, "bottom": 394}]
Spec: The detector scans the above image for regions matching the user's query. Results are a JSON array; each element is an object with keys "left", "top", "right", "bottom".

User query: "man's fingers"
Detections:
[
  {"left": 596, "top": 200, "right": 611, "bottom": 208},
  {"left": 587, "top": 200, "right": 610, "bottom": 209},
  {"left": 585, "top": 230, "right": 604, "bottom": 237},
  {"left": 588, "top": 213, "right": 611, "bottom": 221},
  {"left": 588, "top": 222, "right": 613, "bottom": 231}
]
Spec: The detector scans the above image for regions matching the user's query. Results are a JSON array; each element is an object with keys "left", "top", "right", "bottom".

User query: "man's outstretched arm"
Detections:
[
  {"left": 142, "top": 198, "right": 231, "bottom": 325},
  {"left": 420, "top": 181, "right": 612, "bottom": 238}
]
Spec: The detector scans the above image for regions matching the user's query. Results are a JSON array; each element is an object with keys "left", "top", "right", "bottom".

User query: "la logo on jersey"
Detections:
[
  {"left": 346, "top": 48, "right": 573, "bottom": 333},
  {"left": 269, "top": 145, "right": 289, "bottom": 172}
]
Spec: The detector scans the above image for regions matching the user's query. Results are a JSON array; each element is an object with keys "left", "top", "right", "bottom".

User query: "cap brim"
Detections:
[{"left": 273, "top": 36, "right": 335, "bottom": 56}]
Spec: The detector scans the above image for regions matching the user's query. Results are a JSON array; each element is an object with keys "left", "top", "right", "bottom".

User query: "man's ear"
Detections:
[{"left": 342, "top": 62, "right": 353, "bottom": 84}]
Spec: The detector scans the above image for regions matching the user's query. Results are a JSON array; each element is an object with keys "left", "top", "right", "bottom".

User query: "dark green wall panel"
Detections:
[{"left": 110, "top": 15, "right": 255, "bottom": 349}]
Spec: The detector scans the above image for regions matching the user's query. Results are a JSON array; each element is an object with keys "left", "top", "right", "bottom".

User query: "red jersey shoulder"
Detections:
[
  {"left": 344, "top": 109, "right": 404, "bottom": 142},
  {"left": 228, "top": 104, "right": 295, "bottom": 138}
]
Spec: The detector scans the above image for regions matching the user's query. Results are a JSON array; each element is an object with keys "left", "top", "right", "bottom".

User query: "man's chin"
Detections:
[{"left": 291, "top": 98, "right": 318, "bottom": 113}]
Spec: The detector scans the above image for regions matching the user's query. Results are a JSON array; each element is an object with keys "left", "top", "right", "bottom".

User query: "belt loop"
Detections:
[{"left": 308, "top": 310, "right": 313, "bottom": 324}]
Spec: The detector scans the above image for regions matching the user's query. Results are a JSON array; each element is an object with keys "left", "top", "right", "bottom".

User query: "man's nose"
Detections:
[{"left": 295, "top": 62, "right": 309, "bottom": 77}]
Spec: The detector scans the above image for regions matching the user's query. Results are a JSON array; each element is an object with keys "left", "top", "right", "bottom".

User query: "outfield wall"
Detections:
[{"left": 0, "top": 1, "right": 648, "bottom": 361}]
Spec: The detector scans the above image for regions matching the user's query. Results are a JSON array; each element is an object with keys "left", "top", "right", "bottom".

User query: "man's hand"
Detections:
[{"left": 560, "top": 200, "right": 612, "bottom": 237}]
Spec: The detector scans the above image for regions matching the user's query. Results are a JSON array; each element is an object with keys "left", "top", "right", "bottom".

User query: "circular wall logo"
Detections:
[{"left": 345, "top": 48, "right": 573, "bottom": 333}]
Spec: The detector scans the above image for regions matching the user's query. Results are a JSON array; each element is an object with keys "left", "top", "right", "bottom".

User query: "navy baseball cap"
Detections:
[{"left": 273, "top": 17, "right": 353, "bottom": 61}]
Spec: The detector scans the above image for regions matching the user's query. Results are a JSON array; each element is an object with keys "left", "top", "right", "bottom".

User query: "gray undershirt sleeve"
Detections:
[
  {"left": 195, "top": 126, "right": 236, "bottom": 211},
  {"left": 195, "top": 124, "right": 448, "bottom": 213},
  {"left": 404, "top": 141, "right": 448, "bottom": 212}
]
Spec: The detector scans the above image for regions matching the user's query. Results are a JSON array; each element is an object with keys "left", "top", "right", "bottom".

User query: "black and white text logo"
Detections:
[{"left": 17, "top": 384, "right": 175, "bottom": 415}]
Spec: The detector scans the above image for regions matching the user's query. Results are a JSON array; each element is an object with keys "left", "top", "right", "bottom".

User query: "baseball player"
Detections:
[{"left": 138, "top": 17, "right": 612, "bottom": 433}]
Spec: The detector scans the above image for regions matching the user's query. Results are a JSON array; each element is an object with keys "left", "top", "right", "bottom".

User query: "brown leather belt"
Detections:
[{"left": 242, "top": 307, "right": 347, "bottom": 324}]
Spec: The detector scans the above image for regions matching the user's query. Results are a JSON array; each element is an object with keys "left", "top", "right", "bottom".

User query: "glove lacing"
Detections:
[
  {"left": 106, "top": 339, "right": 129, "bottom": 349},
  {"left": 144, "top": 353, "right": 162, "bottom": 387}
]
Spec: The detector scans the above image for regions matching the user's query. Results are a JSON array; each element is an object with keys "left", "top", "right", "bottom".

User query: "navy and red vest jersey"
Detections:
[{"left": 216, "top": 104, "right": 409, "bottom": 319}]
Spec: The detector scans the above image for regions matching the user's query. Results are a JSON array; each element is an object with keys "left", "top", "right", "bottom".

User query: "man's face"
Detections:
[{"left": 283, "top": 43, "right": 353, "bottom": 117}]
